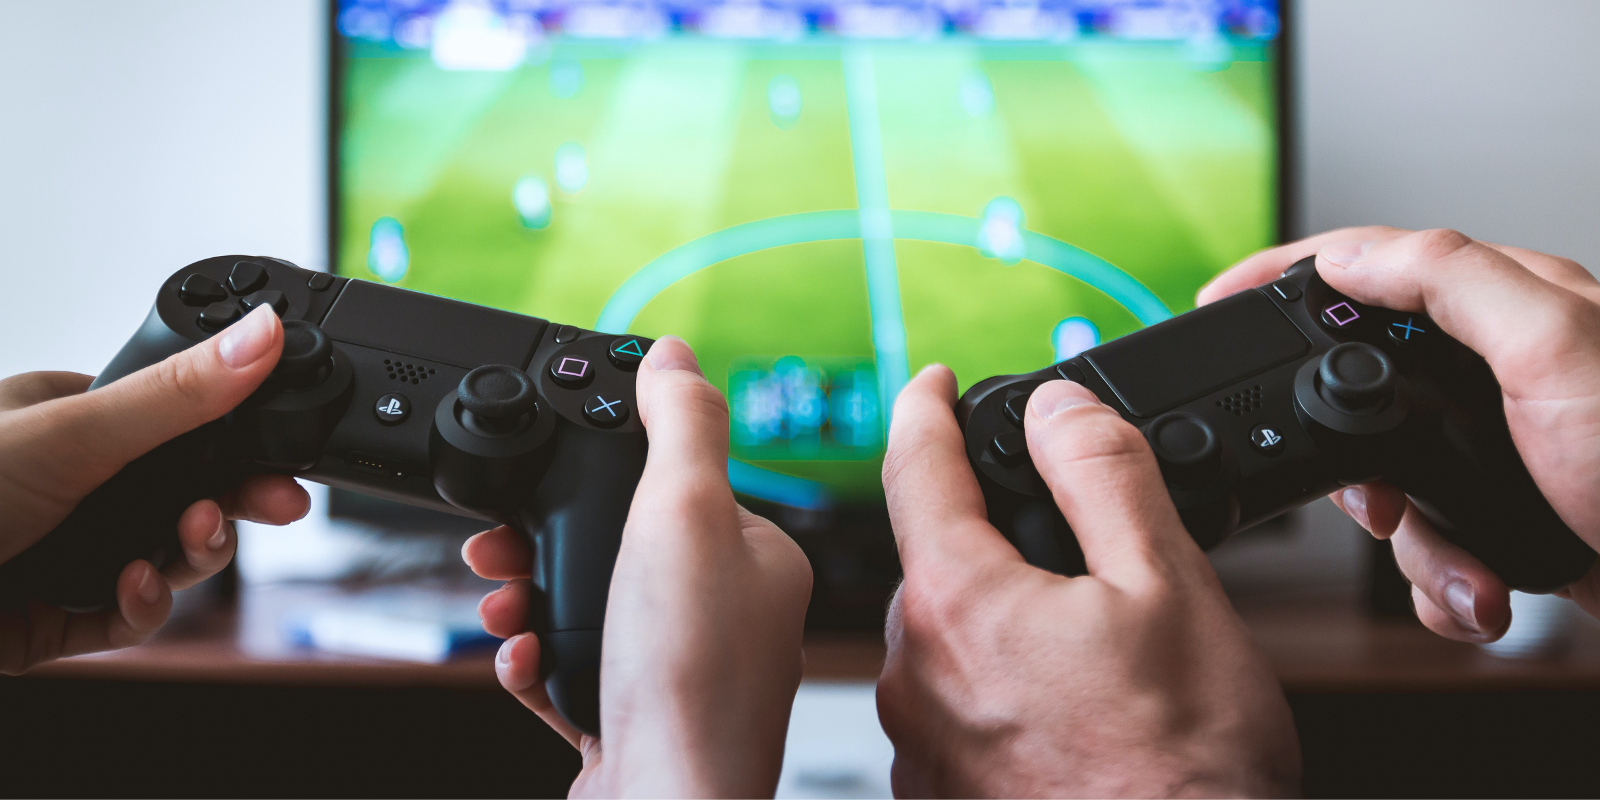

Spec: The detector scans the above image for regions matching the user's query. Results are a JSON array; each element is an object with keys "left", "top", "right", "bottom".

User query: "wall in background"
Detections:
[
  {"left": 0, "top": 1, "right": 324, "bottom": 378},
  {"left": 1293, "top": 0, "right": 1600, "bottom": 266},
  {"left": 1, "top": 0, "right": 1596, "bottom": 380}
]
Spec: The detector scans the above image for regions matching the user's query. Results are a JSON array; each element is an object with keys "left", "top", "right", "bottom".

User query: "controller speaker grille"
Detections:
[
  {"left": 1216, "top": 385, "right": 1263, "bottom": 416},
  {"left": 383, "top": 359, "right": 437, "bottom": 386}
]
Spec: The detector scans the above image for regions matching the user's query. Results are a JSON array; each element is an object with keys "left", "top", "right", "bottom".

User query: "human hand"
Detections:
[
  {"left": 463, "top": 335, "right": 813, "bottom": 798},
  {"left": 1201, "top": 228, "right": 1600, "bottom": 642},
  {"left": 875, "top": 367, "right": 1300, "bottom": 798},
  {"left": 0, "top": 306, "right": 310, "bottom": 672}
]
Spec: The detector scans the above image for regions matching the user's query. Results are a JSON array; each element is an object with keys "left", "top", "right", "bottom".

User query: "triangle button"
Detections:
[{"left": 608, "top": 337, "right": 649, "bottom": 369}]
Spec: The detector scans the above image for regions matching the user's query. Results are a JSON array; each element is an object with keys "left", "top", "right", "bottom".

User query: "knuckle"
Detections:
[
  {"left": 895, "top": 573, "right": 965, "bottom": 637},
  {"left": 149, "top": 353, "right": 212, "bottom": 408},
  {"left": 663, "top": 374, "right": 730, "bottom": 420},
  {"left": 1047, "top": 408, "right": 1149, "bottom": 465},
  {"left": 880, "top": 438, "right": 920, "bottom": 490},
  {"left": 1407, "top": 228, "right": 1477, "bottom": 262}
]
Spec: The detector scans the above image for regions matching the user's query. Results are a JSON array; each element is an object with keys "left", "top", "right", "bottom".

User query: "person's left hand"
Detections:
[
  {"left": 0, "top": 306, "right": 311, "bottom": 673},
  {"left": 463, "top": 336, "right": 813, "bottom": 797}
]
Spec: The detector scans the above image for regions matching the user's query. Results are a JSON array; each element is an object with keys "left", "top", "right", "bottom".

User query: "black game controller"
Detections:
[
  {"left": 0, "top": 255, "right": 654, "bottom": 735},
  {"left": 959, "top": 256, "right": 1594, "bottom": 592}
]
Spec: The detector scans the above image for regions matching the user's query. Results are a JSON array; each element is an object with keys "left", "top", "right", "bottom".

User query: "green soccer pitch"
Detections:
[{"left": 336, "top": 38, "right": 1279, "bottom": 506}]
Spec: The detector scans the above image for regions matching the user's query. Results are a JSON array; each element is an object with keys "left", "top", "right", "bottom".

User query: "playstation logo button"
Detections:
[
  {"left": 549, "top": 355, "right": 594, "bottom": 389},
  {"left": 583, "top": 394, "right": 629, "bottom": 428},
  {"left": 374, "top": 393, "right": 411, "bottom": 425},
  {"left": 1250, "top": 424, "right": 1285, "bottom": 456}
]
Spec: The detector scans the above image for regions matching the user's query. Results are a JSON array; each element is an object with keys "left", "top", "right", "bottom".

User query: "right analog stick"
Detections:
[
  {"left": 459, "top": 365, "right": 537, "bottom": 436},
  {"left": 1146, "top": 412, "right": 1222, "bottom": 488},
  {"left": 1318, "top": 342, "right": 1396, "bottom": 413}
]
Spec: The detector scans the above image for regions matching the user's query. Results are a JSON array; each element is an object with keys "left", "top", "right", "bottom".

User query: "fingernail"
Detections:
[
  {"left": 1029, "top": 379, "right": 1099, "bottom": 419},
  {"left": 644, "top": 335, "right": 701, "bottom": 375},
  {"left": 1341, "top": 486, "right": 1370, "bottom": 531},
  {"left": 1444, "top": 581, "right": 1482, "bottom": 633},
  {"left": 496, "top": 635, "right": 535, "bottom": 691},
  {"left": 137, "top": 565, "right": 161, "bottom": 606},
  {"left": 216, "top": 305, "right": 277, "bottom": 369},
  {"left": 1320, "top": 240, "right": 1375, "bottom": 267},
  {"left": 206, "top": 514, "right": 229, "bottom": 551}
]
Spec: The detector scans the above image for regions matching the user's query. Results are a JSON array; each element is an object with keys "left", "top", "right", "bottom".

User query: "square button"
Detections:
[
  {"left": 549, "top": 355, "right": 593, "bottom": 388},
  {"left": 1321, "top": 302, "right": 1361, "bottom": 328}
]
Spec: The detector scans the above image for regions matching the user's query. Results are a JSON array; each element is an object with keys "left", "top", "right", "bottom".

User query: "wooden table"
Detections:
[
  {"left": 30, "top": 584, "right": 1600, "bottom": 691},
  {"left": 12, "top": 584, "right": 1600, "bottom": 797}
]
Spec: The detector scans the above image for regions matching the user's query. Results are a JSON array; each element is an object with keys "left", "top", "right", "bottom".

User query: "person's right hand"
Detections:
[
  {"left": 875, "top": 367, "right": 1300, "bottom": 798},
  {"left": 1201, "top": 227, "right": 1600, "bottom": 641},
  {"left": 462, "top": 336, "right": 813, "bottom": 798}
]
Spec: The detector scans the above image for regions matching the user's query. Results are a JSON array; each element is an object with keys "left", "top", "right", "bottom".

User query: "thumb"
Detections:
[
  {"left": 25, "top": 305, "right": 283, "bottom": 497},
  {"left": 632, "top": 336, "right": 737, "bottom": 518},
  {"left": 1315, "top": 229, "right": 1600, "bottom": 399},
  {"left": 1024, "top": 380, "right": 1201, "bottom": 589}
]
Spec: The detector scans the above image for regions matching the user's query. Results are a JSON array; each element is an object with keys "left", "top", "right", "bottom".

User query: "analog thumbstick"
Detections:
[
  {"left": 1146, "top": 412, "right": 1222, "bottom": 488},
  {"left": 1318, "top": 342, "right": 1396, "bottom": 413},
  {"left": 458, "top": 365, "right": 537, "bottom": 435},
  {"left": 274, "top": 320, "right": 333, "bottom": 389}
]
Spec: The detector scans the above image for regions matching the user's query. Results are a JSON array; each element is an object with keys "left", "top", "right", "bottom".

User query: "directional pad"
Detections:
[
  {"left": 228, "top": 260, "right": 268, "bottom": 295},
  {"left": 241, "top": 289, "right": 287, "bottom": 316},
  {"left": 197, "top": 301, "right": 242, "bottom": 331},
  {"left": 989, "top": 430, "right": 1029, "bottom": 468},
  {"left": 179, "top": 274, "right": 227, "bottom": 306},
  {"left": 1002, "top": 392, "right": 1031, "bottom": 427}
]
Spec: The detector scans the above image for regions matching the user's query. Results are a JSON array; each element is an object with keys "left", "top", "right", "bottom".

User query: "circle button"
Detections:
[
  {"left": 1249, "top": 424, "right": 1286, "bottom": 456},
  {"left": 608, "top": 337, "right": 649, "bottom": 370},
  {"left": 583, "top": 394, "right": 629, "bottom": 428},
  {"left": 374, "top": 393, "right": 411, "bottom": 425}
]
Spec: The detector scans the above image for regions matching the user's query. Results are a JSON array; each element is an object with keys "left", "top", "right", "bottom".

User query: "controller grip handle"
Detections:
[
  {"left": 0, "top": 424, "right": 234, "bottom": 611},
  {"left": 517, "top": 429, "right": 648, "bottom": 737},
  {"left": 1393, "top": 474, "right": 1595, "bottom": 593}
]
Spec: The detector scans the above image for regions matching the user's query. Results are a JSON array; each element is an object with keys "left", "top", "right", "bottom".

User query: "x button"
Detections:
[
  {"left": 1389, "top": 316, "right": 1426, "bottom": 344},
  {"left": 583, "top": 394, "right": 629, "bottom": 428}
]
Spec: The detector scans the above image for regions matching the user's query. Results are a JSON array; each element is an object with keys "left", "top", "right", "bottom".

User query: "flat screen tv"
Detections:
[{"left": 329, "top": 0, "right": 1289, "bottom": 624}]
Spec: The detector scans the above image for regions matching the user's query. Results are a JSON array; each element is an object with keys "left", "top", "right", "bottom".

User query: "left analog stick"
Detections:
[
  {"left": 1146, "top": 412, "right": 1222, "bottom": 488},
  {"left": 275, "top": 321, "right": 332, "bottom": 389}
]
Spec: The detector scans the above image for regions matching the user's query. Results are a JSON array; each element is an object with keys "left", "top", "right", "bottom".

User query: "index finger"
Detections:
[
  {"left": 881, "top": 365, "right": 1021, "bottom": 577},
  {"left": 1197, "top": 226, "right": 1411, "bottom": 305}
]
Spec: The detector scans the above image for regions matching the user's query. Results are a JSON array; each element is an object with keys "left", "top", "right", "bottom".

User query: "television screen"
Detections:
[{"left": 331, "top": 0, "right": 1284, "bottom": 517}]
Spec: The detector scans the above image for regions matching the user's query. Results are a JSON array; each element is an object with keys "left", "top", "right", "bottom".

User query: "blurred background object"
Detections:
[{"left": 2, "top": 1, "right": 1599, "bottom": 798}]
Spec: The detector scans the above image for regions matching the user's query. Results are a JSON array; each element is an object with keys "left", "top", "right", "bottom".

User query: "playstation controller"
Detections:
[
  {"left": 0, "top": 255, "right": 654, "bottom": 735},
  {"left": 958, "top": 256, "right": 1594, "bottom": 592}
]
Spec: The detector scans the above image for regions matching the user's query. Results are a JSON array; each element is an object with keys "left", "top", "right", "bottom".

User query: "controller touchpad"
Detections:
[{"left": 1086, "top": 292, "right": 1308, "bottom": 417}]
